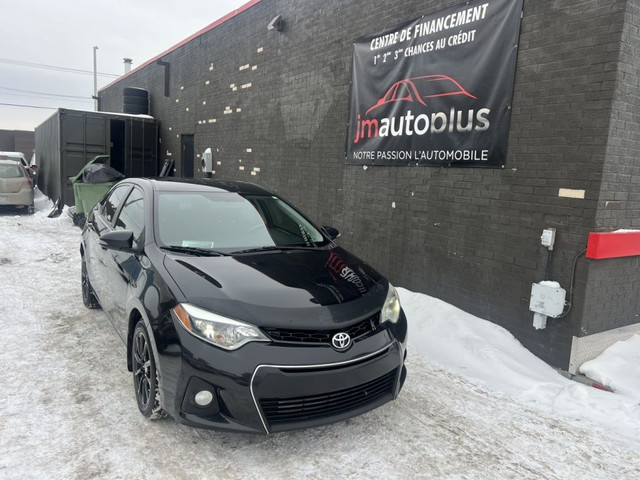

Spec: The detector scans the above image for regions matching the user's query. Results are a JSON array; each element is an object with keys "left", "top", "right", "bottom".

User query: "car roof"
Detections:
[
  {"left": 126, "top": 177, "right": 275, "bottom": 196},
  {"left": 0, "top": 151, "right": 27, "bottom": 159}
]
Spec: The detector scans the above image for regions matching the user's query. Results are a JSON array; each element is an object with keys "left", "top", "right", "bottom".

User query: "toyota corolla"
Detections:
[{"left": 80, "top": 178, "right": 407, "bottom": 433}]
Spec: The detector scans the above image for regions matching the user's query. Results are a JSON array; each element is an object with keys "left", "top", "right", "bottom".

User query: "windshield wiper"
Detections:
[
  {"left": 161, "top": 245, "right": 228, "bottom": 257},
  {"left": 231, "top": 245, "right": 320, "bottom": 255}
]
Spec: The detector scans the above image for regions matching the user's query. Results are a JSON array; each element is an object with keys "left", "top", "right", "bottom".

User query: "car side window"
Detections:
[
  {"left": 101, "top": 185, "right": 131, "bottom": 224},
  {"left": 114, "top": 188, "right": 144, "bottom": 246}
]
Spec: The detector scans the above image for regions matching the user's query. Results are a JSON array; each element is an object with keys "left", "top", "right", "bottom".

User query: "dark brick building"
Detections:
[{"left": 98, "top": 0, "right": 640, "bottom": 371}]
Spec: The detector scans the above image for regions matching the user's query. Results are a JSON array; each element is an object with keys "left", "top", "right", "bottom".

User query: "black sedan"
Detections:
[{"left": 81, "top": 178, "right": 407, "bottom": 433}]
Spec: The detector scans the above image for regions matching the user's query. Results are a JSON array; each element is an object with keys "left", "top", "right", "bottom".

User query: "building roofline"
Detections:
[{"left": 99, "top": 0, "right": 263, "bottom": 93}]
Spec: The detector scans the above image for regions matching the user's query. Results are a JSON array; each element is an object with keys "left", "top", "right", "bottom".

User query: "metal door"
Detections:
[{"left": 181, "top": 134, "right": 194, "bottom": 178}]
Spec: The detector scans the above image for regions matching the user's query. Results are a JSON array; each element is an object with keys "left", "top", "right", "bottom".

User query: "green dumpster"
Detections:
[{"left": 68, "top": 155, "right": 118, "bottom": 216}]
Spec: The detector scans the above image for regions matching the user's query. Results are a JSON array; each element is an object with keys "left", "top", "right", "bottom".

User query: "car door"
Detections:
[
  {"left": 86, "top": 184, "right": 132, "bottom": 320},
  {"left": 102, "top": 187, "right": 146, "bottom": 341}
]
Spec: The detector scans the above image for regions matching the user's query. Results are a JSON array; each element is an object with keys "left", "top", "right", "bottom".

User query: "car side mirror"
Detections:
[
  {"left": 99, "top": 230, "right": 137, "bottom": 252},
  {"left": 322, "top": 226, "right": 341, "bottom": 240}
]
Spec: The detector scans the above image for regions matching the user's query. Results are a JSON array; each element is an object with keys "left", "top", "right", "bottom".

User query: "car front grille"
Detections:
[
  {"left": 262, "top": 312, "right": 380, "bottom": 344},
  {"left": 258, "top": 369, "right": 396, "bottom": 426}
]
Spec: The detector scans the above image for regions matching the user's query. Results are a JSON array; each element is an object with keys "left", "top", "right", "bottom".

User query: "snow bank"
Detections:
[
  {"left": 398, "top": 287, "right": 640, "bottom": 441},
  {"left": 580, "top": 334, "right": 640, "bottom": 400},
  {"left": 398, "top": 287, "right": 563, "bottom": 394}
]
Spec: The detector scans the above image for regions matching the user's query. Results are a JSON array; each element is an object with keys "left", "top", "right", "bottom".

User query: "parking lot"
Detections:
[{"left": 1, "top": 197, "right": 639, "bottom": 479}]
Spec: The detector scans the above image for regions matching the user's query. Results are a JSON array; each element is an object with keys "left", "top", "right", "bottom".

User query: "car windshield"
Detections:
[{"left": 155, "top": 191, "right": 328, "bottom": 252}]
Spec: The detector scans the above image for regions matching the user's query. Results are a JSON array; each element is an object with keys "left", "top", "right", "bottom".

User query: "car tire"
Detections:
[
  {"left": 81, "top": 257, "right": 101, "bottom": 309},
  {"left": 132, "top": 321, "right": 165, "bottom": 420}
]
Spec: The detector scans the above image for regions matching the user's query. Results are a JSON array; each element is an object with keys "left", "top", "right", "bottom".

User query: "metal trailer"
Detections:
[{"left": 34, "top": 108, "right": 158, "bottom": 207}]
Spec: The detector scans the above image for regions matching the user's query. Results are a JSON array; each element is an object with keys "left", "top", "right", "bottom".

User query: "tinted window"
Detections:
[
  {"left": 101, "top": 185, "right": 130, "bottom": 224},
  {"left": 115, "top": 188, "right": 144, "bottom": 246}
]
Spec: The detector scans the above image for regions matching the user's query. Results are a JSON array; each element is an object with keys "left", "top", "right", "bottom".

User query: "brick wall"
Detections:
[
  {"left": 581, "top": 0, "right": 640, "bottom": 335},
  {"left": 99, "top": 0, "right": 639, "bottom": 369}
]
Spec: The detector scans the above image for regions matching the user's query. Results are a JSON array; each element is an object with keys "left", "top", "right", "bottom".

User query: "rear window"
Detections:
[{"left": 0, "top": 165, "right": 24, "bottom": 178}]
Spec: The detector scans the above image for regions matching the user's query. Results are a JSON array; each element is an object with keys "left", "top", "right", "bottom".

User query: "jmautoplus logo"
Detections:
[
  {"left": 325, "top": 251, "right": 367, "bottom": 294},
  {"left": 353, "top": 74, "right": 491, "bottom": 144}
]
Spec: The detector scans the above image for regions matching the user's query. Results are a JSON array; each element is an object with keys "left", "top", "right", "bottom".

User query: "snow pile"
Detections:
[
  {"left": 399, "top": 287, "right": 640, "bottom": 441},
  {"left": 580, "top": 335, "right": 640, "bottom": 400},
  {"left": 33, "top": 189, "right": 54, "bottom": 212},
  {"left": 398, "top": 287, "right": 562, "bottom": 394}
]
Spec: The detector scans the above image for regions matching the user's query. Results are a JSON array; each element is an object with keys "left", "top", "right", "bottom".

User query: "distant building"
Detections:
[{"left": 0, "top": 129, "right": 34, "bottom": 158}]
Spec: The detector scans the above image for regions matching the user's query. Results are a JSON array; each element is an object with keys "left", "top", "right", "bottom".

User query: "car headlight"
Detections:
[
  {"left": 381, "top": 283, "right": 401, "bottom": 324},
  {"left": 172, "top": 303, "right": 269, "bottom": 350}
]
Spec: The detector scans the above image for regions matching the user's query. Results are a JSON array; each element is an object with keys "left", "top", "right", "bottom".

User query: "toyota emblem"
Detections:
[{"left": 331, "top": 332, "right": 351, "bottom": 350}]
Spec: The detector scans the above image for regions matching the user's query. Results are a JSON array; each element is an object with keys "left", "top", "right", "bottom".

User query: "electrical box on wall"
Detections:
[
  {"left": 529, "top": 282, "right": 566, "bottom": 330},
  {"left": 202, "top": 148, "right": 213, "bottom": 173},
  {"left": 540, "top": 228, "right": 556, "bottom": 250},
  {"left": 530, "top": 283, "right": 566, "bottom": 317}
]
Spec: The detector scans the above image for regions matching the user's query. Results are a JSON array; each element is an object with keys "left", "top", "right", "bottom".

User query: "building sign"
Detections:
[{"left": 347, "top": 0, "right": 523, "bottom": 167}]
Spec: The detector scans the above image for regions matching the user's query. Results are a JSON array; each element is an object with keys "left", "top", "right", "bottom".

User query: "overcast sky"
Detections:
[{"left": 0, "top": 0, "right": 248, "bottom": 131}]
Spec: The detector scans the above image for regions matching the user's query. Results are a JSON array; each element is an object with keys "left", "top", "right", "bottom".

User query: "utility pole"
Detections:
[{"left": 93, "top": 46, "right": 98, "bottom": 111}]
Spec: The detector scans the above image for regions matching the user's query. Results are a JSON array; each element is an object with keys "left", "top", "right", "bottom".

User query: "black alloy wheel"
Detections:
[
  {"left": 81, "top": 257, "right": 100, "bottom": 309},
  {"left": 132, "top": 322, "right": 165, "bottom": 419}
]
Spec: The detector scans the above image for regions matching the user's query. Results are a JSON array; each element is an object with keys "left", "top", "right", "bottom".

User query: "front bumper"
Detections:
[
  {"left": 157, "top": 314, "right": 408, "bottom": 433},
  {"left": 250, "top": 342, "right": 404, "bottom": 433}
]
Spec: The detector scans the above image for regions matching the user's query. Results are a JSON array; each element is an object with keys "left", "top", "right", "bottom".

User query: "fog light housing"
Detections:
[
  {"left": 182, "top": 377, "right": 221, "bottom": 416},
  {"left": 195, "top": 390, "right": 214, "bottom": 407}
]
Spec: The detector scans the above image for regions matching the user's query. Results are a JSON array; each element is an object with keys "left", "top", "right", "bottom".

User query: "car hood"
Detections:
[{"left": 162, "top": 246, "right": 386, "bottom": 328}]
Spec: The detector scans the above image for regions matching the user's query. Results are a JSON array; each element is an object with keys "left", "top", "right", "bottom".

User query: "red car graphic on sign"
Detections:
[{"left": 365, "top": 74, "right": 476, "bottom": 116}]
